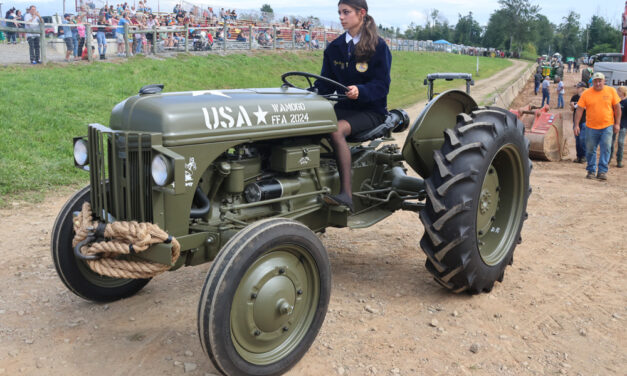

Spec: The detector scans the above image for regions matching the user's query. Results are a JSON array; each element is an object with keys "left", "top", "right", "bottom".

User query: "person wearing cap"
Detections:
[
  {"left": 541, "top": 75, "right": 551, "bottom": 107},
  {"left": 61, "top": 13, "right": 75, "bottom": 62},
  {"left": 574, "top": 72, "right": 621, "bottom": 180},
  {"left": 569, "top": 82, "right": 587, "bottom": 163}
]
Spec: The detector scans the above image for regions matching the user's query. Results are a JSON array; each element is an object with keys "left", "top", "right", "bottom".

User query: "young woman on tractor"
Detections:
[{"left": 314, "top": 0, "right": 392, "bottom": 211}]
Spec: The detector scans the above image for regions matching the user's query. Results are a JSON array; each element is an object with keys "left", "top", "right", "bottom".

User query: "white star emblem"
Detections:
[{"left": 253, "top": 105, "right": 268, "bottom": 125}]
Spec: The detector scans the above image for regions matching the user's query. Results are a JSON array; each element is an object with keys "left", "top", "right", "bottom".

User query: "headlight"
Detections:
[
  {"left": 73, "top": 139, "right": 89, "bottom": 166},
  {"left": 151, "top": 154, "right": 172, "bottom": 186}
]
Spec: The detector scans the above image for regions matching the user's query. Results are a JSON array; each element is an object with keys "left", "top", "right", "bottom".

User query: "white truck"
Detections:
[{"left": 593, "top": 61, "right": 627, "bottom": 87}]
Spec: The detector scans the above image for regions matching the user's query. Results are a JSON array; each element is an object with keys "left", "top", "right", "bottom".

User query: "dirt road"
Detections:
[{"left": 1, "top": 60, "right": 625, "bottom": 376}]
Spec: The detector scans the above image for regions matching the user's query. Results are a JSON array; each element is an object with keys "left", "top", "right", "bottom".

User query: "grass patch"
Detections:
[{"left": 0, "top": 51, "right": 510, "bottom": 205}]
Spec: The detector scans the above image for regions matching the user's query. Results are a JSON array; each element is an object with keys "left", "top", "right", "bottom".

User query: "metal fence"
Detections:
[{"left": 0, "top": 18, "right": 493, "bottom": 65}]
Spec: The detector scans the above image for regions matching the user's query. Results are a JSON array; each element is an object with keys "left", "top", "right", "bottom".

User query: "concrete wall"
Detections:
[{"left": 490, "top": 62, "right": 537, "bottom": 109}]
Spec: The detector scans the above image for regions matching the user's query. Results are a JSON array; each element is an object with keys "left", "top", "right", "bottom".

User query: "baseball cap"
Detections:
[
  {"left": 64, "top": 13, "right": 72, "bottom": 18},
  {"left": 591, "top": 72, "right": 605, "bottom": 81},
  {"left": 575, "top": 82, "right": 586, "bottom": 88}
]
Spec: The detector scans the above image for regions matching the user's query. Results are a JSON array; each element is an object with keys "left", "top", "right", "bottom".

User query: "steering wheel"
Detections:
[{"left": 281, "top": 71, "right": 349, "bottom": 101}]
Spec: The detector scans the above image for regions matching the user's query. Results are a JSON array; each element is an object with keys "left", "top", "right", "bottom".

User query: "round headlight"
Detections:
[
  {"left": 151, "top": 154, "right": 172, "bottom": 186},
  {"left": 73, "top": 139, "right": 89, "bottom": 166}
]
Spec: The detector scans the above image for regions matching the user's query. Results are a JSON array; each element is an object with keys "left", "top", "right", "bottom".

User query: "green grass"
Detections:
[{"left": 0, "top": 51, "right": 511, "bottom": 205}]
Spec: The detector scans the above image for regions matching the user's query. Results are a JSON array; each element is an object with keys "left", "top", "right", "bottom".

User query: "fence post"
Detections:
[
  {"left": 223, "top": 25, "right": 227, "bottom": 52},
  {"left": 323, "top": 29, "right": 327, "bottom": 49},
  {"left": 152, "top": 29, "right": 157, "bottom": 54},
  {"left": 272, "top": 25, "right": 276, "bottom": 50},
  {"left": 124, "top": 23, "right": 130, "bottom": 57},
  {"left": 249, "top": 25, "right": 253, "bottom": 50},
  {"left": 39, "top": 22, "right": 47, "bottom": 64},
  {"left": 86, "top": 24, "right": 93, "bottom": 62},
  {"left": 291, "top": 27, "right": 295, "bottom": 50},
  {"left": 184, "top": 23, "right": 189, "bottom": 53}
]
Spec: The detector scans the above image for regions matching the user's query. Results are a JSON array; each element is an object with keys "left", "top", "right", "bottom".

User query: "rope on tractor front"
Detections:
[{"left": 72, "top": 202, "right": 181, "bottom": 279}]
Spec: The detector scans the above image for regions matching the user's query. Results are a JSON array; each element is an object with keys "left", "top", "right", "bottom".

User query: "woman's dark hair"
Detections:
[{"left": 338, "top": 0, "right": 379, "bottom": 61}]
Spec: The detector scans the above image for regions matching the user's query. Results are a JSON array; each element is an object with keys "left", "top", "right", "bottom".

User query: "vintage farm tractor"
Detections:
[{"left": 52, "top": 72, "right": 531, "bottom": 375}]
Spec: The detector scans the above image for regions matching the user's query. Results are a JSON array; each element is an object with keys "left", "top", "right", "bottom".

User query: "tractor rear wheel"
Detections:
[{"left": 419, "top": 107, "right": 531, "bottom": 294}]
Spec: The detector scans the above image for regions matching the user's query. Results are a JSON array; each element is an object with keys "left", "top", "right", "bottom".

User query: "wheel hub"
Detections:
[
  {"left": 475, "top": 145, "right": 525, "bottom": 266},
  {"left": 230, "top": 249, "right": 318, "bottom": 362}
]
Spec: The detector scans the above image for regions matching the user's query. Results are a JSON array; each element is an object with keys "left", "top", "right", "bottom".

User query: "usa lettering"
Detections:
[{"left": 202, "top": 106, "right": 252, "bottom": 130}]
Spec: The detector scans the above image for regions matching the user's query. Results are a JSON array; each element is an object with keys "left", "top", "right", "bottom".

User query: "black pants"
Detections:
[
  {"left": 77, "top": 37, "right": 85, "bottom": 57},
  {"left": 28, "top": 36, "right": 41, "bottom": 63}
]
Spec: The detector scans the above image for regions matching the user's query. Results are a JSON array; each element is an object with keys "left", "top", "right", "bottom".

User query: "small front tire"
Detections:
[
  {"left": 198, "top": 218, "right": 331, "bottom": 376},
  {"left": 50, "top": 186, "right": 150, "bottom": 302}
]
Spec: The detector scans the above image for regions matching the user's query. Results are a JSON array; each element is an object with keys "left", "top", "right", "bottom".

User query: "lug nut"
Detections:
[
  {"left": 251, "top": 293, "right": 257, "bottom": 299},
  {"left": 254, "top": 330, "right": 261, "bottom": 336},
  {"left": 278, "top": 268, "right": 285, "bottom": 274},
  {"left": 297, "top": 289, "right": 303, "bottom": 295},
  {"left": 282, "top": 326, "right": 289, "bottom": 332}
]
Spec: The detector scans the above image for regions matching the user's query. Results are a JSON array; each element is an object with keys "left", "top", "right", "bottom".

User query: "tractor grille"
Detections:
[{"left": 87, "top": 124, "right": 153, "bottom": 223}]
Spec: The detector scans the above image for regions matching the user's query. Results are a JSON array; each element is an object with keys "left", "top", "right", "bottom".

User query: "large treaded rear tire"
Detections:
[{"left": 419, "top": 107, "right": 531, "bottom": 294}]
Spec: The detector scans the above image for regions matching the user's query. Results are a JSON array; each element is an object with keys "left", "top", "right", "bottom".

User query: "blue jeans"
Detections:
[
  {"left": 557, "top": 93, "right": 564, "bottom": 108},
  {"left": 96, "top": 32, "right": 107, "bottom": 55},
  {"left": 575, "top": 122, "right": 587, "bottom": 159},
  {"left": 611, "top": 127, "right": 626, "bottom": 163},
  {"left": 541, "top": 88, "right": 550, "bottom": 107},
  {"left": 534, "top": 81, "right": 540, "bottom": 95},
  {"left": 72, "top": 34, "right": 79, "bottom": 57},
  {"left": 586, "top": 126, "right": 613, "bottom": 173}
]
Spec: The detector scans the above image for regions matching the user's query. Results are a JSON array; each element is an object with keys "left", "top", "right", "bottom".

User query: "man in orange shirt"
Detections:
[{"left": 574, "top": 72, "right": 621, "bottom": 180}]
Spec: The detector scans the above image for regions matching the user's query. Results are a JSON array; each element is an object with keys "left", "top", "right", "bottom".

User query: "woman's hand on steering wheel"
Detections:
[{"left": 346, "top": 85, "right": 359, "bottom": 100}]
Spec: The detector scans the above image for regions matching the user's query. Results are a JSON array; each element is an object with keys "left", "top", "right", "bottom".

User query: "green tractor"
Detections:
[{"left": 52, "top": 72, "right": 531, "bottom": 375}]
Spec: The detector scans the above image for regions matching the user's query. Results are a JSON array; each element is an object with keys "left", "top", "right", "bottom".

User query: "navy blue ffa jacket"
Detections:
[{"left": 315, "top": 33, "right": 392, "bottom": 115}]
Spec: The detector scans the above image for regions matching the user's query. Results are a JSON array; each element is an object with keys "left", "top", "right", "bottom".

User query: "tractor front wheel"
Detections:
[{"left": 197, "top": 218, "right": 331, "bottom": 376}]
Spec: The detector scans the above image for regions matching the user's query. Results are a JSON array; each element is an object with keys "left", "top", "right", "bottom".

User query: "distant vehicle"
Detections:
[
  {"left": 589, "top": 53, "right": 623, "bottom": 65},
  {"left": 42, "top": 15, "right": 61, "bottom": 37}
]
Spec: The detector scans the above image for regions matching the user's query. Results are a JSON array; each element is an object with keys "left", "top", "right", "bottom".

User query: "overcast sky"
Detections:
[{"left": 4, "top": 0, "right": 626, "bottom": 30}]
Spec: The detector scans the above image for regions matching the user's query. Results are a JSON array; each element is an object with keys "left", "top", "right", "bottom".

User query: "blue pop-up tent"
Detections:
[{"left": 433, "top": 39, "right": 452, "bottom": 45}]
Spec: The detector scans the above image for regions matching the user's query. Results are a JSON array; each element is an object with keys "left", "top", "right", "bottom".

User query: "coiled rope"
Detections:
[{"left": 72, "top": 202, "right": 181, "bottom": 279}]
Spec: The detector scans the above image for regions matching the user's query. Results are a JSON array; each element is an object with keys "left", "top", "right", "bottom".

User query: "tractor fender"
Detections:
[{"left": 401, "top": 89, "right": 477, "bottom": 179}]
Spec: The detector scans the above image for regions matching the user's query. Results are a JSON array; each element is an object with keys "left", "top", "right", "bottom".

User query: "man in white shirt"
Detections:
[{"left": 24, "top": 5, "right": 43, "bottom": 64}]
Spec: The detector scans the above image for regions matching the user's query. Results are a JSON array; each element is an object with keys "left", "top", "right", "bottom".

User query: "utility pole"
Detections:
[{"left": 63, "top": 0, "right": 66, "bottom": 14}]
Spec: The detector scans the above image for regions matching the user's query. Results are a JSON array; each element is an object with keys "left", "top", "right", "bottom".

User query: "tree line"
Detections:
[{"left": 378, "top": 0, "right": 622, "bottom": 58}]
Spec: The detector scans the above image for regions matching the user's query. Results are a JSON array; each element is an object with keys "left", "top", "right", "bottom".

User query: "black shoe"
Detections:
[
  {"left": 618, "top": 161, "right": 624, "bottom": 168},
  {"left": 596, "top": 172, "right": 607, "bottom": 181},
  {"left": 586, "top": 171, "right": 595, "bottom": 179},
  {"left": 323, "top": 194, "right": 354, "bottom": 213}
]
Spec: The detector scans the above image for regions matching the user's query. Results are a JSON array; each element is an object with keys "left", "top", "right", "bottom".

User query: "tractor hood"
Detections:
[{"left": 109, "top": 87, "right": 337, "bottom": 146}]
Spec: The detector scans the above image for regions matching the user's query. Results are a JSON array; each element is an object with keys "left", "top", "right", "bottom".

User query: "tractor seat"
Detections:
[{"left": 346, "top": 109, "right": 410, "bottom": 143}]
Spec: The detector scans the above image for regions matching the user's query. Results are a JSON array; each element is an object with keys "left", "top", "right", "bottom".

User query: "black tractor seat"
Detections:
[{"left": 346, "top": 109, "right": 410, "bottom": 143}]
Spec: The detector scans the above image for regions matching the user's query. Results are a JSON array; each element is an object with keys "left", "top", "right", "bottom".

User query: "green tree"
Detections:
[
  {"left": 260, "top": 4, "right": 274, "bottom": 13},
  {"left": 531, "top": 14, "right": 554, "bottom": 55},
  {"left": 453, "top": 12, "right": 482, "bottom": 45},
  {"left": 553, "top": 11, "right": 582, "bottom": 57},
  {"left": 582, "top": 15, "right": 621, "bottom": 53},
  {"left": 489, "top": 0, "right": 541, "bottom": 51},
  {"left": 483, "top": 9, "right": 510, "bottom": 49}
]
